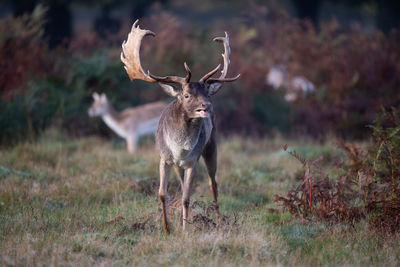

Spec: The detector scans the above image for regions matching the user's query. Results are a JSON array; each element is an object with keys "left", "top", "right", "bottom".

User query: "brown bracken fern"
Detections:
[{"left": 275, "top": 108, "right": 400, "bottom": 233}]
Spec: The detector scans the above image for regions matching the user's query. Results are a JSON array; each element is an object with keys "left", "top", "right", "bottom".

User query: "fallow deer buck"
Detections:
[
  {"left": 88, "top": 92, "right": 166, "bottom": 153},
  {"left": 121, "top": 20, "right": 240, "bottom": 232}
]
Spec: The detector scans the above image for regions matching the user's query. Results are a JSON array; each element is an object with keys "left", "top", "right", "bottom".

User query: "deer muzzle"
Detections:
[{"left": 196, "top": 103, "right": 212, "bottom": 118}]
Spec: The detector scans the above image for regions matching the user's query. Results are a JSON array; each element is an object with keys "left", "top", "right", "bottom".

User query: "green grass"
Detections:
[{"left": 0, "top": 130, "right": 399, "bottom": 266}]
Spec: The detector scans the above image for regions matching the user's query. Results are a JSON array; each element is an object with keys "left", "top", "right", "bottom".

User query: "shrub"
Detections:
[
  {"left": 0, "top": 5, "right": 50, "bottom": 100},
  {"left": 275, "top": 107, "right": 400, "bottom": 233}
]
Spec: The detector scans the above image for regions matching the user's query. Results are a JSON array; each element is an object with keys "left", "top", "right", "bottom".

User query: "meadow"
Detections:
[
  {"left": 1, "top": 3, "right": 400, "bottom": 265},
  {"left": 1, "top": 129, "right": 399, "bottom": 266}
]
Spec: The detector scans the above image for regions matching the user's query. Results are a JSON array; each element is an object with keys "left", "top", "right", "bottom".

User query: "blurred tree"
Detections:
[
  {"left": 44, "top": 0, "right": 71, "bottom": 48},
  {"left": 291, "top": 0, "right": 400, "bottom": 32},
  {"left": 92, "top": 0, "right": 168, "bottom": 40},
  {"left": 292, "top": 0, "right": 321, "bottom": 24},
  {"left": 94, "top": 6, "right": 121, "bottom": 38},
  {"left": 333, "top": 0, "right": 400, "bottom": 32},
  {"left": 10, "top": 0, "right": 38, "bottom": 16},
  {"left": 377, "top": 0, "right": 400, "bottom": 33},
  {"left": 9, "top": 0, "right": 169, "bottom": 47},
  {"left": 10, "top": 0, "right": 71, "bottom": 48},
  {"left": 129, "top": 0, "right": 168, "bottom": 19}
]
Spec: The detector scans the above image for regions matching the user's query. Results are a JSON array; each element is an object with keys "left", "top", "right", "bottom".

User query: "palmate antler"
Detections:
[
  {"left": 120, "top": 20, "right": 156, "bottom": 83},
  {"left": 121, "top": 19, "right": 239, "bottom": 88},
  {"left": 121, "top": 20, "right": 190, "bottom": 86}
]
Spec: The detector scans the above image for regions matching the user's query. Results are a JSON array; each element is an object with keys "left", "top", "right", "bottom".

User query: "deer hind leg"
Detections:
[
  {"left": 159, "top": 158, "right": 171, "bottom": 233},
  {"left": 182, "top": 165, "right": 196, "bottom": 231},
  {"left": 202, "top": 140, "right": 219, "bottom": 212},
  {"left": 126, "top": 134, "right": 138, "bottom": 154}
]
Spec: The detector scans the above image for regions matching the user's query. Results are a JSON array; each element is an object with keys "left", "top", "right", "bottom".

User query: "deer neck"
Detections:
[
  {"left": 102, "top": 104, "right": 127, "bottom": 138},
  {"left": 168, "top": 102, "right": 204, "bottom": 151},
  {"left": 183, "top": 117, "right": 203, "bottom": 148}
]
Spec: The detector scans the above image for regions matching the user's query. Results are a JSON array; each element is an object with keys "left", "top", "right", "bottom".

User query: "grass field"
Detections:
[{"left": 0, "top": 129, "right": 399, "bottom": 266}]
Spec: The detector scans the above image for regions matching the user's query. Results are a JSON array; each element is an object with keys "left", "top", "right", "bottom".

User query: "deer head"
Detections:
[
  {"left": 88, "top": 92, "right": 109, "bottom": 117},
  {"left": 120, "top": 20, "right": 240, "bottom": 119}
]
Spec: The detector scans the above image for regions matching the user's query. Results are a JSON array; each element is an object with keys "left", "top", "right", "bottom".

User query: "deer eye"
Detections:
[{"left": 184, "top": 94, "right": 189, "bottom": 99}]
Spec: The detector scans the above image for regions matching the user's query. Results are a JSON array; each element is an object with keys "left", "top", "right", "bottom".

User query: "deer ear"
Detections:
[
  {"left": 100, "top": 93, "right": 107, "bottom": 102},
  {"left": 92, "top": 92, "right": 100, "bottom": 100},
  {"left": 158, "top": 83, "right": 180, "bottom": 97},
  {"left": 207, "top": 82, "right": 223, "bottom": 96}
]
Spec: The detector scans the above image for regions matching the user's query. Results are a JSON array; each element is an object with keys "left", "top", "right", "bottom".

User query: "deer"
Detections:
[
  {"left": 88, "top": 92, "right": 166, "bottom": 154},
  {"left": 121, "top": 20, "right": 240, "bottom": 232},
  {"left": 266, "top": 65, "right": 315, "bottom": 102}
]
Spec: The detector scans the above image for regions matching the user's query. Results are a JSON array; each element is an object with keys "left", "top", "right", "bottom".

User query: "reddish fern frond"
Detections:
[{"left": 275, "top": 109, "right": 400, "bottom": 233}]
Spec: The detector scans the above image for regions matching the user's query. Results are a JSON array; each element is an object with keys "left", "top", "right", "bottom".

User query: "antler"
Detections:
[
  {"left": 121, "top": 20, "right": 156, "bottom": 82},
  {"left": 200, "top": 32, "right": 240, "bottom": 84},
  {"left": 121, "top": 20, "right": 191, "bottom": 86}
]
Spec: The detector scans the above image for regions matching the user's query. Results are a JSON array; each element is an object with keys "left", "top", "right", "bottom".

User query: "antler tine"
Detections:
[
  {"left": 148, "top": 71, "right": 186, "bottom": 84},
  {"left": 213, "top": 31, "right": 230, "bottom": 79},
  {"left": 207, "top": 74, "right": 241, "bottom": 84},
  {"left": 184, "top": 62, "right": 191, "bottom": 83},
  {"left": 199, "top": 64, "right": 221, "bottom": 83},
  {"left": 147, "top": 62, "right": 191, "bottom": 85},
  {"left": 121, "top": 19, "right": 156, "bottom": 82}
]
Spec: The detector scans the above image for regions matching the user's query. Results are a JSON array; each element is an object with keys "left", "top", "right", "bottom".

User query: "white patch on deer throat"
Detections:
[
  {"left": 103, "top": 114, "right": 127, "bottom": 138},
  {"left": 165, "top": 130, "right": 195, "bottom": 161}
]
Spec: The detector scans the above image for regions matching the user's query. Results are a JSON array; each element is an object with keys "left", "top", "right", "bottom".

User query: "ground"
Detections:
[{"left": 0, "top": 129, "right": 399, "bottom": 266}]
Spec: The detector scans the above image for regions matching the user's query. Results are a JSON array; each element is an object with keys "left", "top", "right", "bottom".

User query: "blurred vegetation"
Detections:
[
  {"left": 0, "top": 3, "right": 400, "bottom": 144},
  {"left": 0, "top": 6, "right": 162, "bottom": 144}
]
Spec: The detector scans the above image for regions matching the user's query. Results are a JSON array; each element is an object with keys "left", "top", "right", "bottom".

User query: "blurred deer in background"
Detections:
[
  {"left": 266, "top": 65, "right": 315, "bottom": 102},
  {"left": 88, "top": 92, "right": 166, "bottom": 154},
  {"left": 121, "top": 20, "right": 240, "bottom": 232}
]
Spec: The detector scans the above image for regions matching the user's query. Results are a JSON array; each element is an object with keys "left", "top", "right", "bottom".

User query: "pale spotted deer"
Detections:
[
  {"left": 121, "top": 20, "right": 240, "bottom": 232},
  {"left": 88, "top": 92, "right": 166, "bottom": 153}
]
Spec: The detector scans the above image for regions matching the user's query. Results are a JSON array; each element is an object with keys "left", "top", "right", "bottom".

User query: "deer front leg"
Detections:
[
  {"left": 182, "top": 165, "right": 196, "bottom": 231},
  {"left": 159, "top": 158, "right": 171, "bottom": 233},
  {"left": 126, "top": 134, "right": 138, "bottom": 154}
]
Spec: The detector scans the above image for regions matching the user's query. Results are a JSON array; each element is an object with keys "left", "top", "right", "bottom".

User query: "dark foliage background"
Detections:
[{"left": 0, "top": 1, "right": 400, "bottom": 144}]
